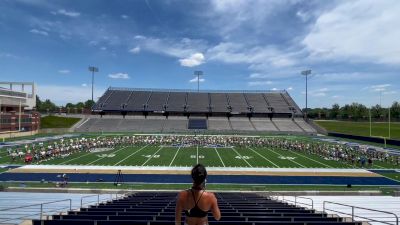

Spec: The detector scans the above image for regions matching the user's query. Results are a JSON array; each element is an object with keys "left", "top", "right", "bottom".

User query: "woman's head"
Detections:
[{"left": 191, "top": 164, "right": 207, "bottom": 187}]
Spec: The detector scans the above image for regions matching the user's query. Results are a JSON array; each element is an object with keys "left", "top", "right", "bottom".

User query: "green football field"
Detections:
[
  {"left": 1, "top": 145, "right": 399, "bottom": 169},
  {"left": 316, "top": 120, "right": 400, "bottom": 140}
]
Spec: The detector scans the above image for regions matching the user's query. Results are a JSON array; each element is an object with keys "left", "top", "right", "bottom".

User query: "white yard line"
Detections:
[
  {"left": 288, "top": 150, "right": 332, "bottom": 168},
  {"left": 232, "top": 147, "right": 252, "bottom": 167},
  {"left": 247, "top": 147, "right": 279, "bottom": 168},
  {"left": 59, "top": 152, "right": 92, "bottom": 165},
  {"left": 196, "top": 145, "right": 199, "bottom": 164},
  {"left": 169, "top": 147, "right": 181, "bottom": 166},
  {"left": 75, "top": 118, "right": 90, "bottom": 129},
  {"left": 86, "top": 146, "right": 129, "bottom": 165},
  {"left": 141, "top": 146, "right": 163, "bottom": 166},
  {"left": 114, "top": 145, "right": 149, "bottom": 166},
  {"left": 374, "top": 164, "right": 386, "bottom": 169},
  {"left": 266, "top": 148, "right": 306, "bottom": 168},
  {"left": 214, "top": 148, "right": 226, "bottom": 167}
]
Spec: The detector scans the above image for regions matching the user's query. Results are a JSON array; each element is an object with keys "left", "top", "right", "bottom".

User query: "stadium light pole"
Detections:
[
  {"left": 194, "top": 71, "right": 203, "bottom": 92},
  {"left": 301, "top": 70, "right": 312, "bottom": 120},
  {"left": 88, "top": 66, "right": 99, "bottom": 102}
]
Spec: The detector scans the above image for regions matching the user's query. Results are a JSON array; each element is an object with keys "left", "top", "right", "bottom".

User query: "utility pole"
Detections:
[
  {"left": 301, "top": 70, "right": 312, "bottom": 120},
  {"left": 194, "top": 71, "right": 203, "bottom": 92},
  {"left": 88, "top": 66, "right": 99, "bottom": 102}
]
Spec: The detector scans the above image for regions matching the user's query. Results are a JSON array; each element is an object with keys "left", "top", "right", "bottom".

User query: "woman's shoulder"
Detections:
[{"left": 203, "top": 191, "right": 216, "bottom": 199}]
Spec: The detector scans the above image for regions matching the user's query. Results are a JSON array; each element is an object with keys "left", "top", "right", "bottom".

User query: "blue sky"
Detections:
[{"left": 0, "top": 0, "right": 399, "bottom": 107}]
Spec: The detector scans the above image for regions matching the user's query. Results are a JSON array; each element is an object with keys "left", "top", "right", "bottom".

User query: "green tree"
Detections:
[
  {"left": 391, "top": 101, "right": 400, "bottom": 119},
  {"left": 340, "top": 104, "right": 351, "bottom": 119},
  {"left": 84, "top": 100, "right": 95, "bottom": 109},
  {"left": 330, "top": 103, "right": 340, "bottom": 119}
]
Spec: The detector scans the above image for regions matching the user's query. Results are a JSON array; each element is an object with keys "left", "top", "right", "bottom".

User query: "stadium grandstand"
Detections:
[
  {"left": 76, "top": 87, "right": 316, "bottom": 134},
  {"left": 0, "top": 82, "right": 39, "bottom": 137}
]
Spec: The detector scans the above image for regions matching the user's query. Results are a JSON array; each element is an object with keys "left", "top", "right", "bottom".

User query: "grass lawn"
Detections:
[
  {"left": 2, "top": 144, "right": 399, "bottom": 169},
  {"left": 315, "top": 120, "right": 400, "bottom": 140},
  {"left": 41, "top": 116, "right": 81, "bottom": 129}
]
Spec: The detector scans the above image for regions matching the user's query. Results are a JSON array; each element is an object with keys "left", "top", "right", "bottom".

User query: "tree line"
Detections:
[
  {"left": 306, "top": 101, "right": 400, "bottom": 121},
  {"left": 35, "top": 96, "right": 95, "bottom": 113},
  {"left": 35, "top": 95, "right": 400, "bottom": 120}
]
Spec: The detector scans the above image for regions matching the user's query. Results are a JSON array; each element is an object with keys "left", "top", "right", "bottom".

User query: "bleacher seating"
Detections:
[
  {"left": 265, "top": 93, "right": 293, "bottom": 114},
  {"left": 229, "top": 117, "right": 255, "bottom": 131},
  {"left": 126, "top": 91, "right": 151, "bottom": 111},
  {"left": 86, "top": 88, "right": 319, "bottom": 134},
  {"left": 251, "top": 118, "right": 278, "bottom": 131},
  {"left": 209, "top": 93, "right": 229, "bottom": 113},
  {"left": 227, "top": 93, "right": 249, "bottom": 113},
  {"left": 245, "top": 93, "right": 270, "bottom": 113},
  {"left": 93, "top": 88, "right": 300, "bottom": 115},
  {"left": 273, "top": 118, "right": 303, "bottom": 132},
  {"left": 187, "top": 93, "right": 209, "bottom": 112},
  {"left": 147, "top": 92, "right": 168, "bottom": 112},
  {"left": 75, "top": 116, "right": 315, "bottom": 133},
  {"left": 33, "top": 192, "right": 362, "bottom": 225}
]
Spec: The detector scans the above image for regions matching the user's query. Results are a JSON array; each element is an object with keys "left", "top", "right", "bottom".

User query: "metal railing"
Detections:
[
  {"left": 279, "top": 195, "right": 314, "bottom": 209},
  {"left": 80, "top": 193, "right": 125, "bottom": 208},
  {"left": 323, "top": 201, "right": 399, "bottom": 225},
  {"left": 0, "top": 199, "right": 71, "bottom": 224},
  {"left": 108, "top": 86, "right": 285, "bottom": 93},
  {"left": 80, "top": 194, "right": 101, "bottom": 208}
]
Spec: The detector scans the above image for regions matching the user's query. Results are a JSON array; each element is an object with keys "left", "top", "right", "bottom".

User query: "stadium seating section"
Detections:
[
  {"left": 75, "top": 117, "right": 315, "bottom": 133},
  {"left": 93, "top": 88, "right": 302, "bottom": 115},
  {"left": 85, "top": 88, "right": 316, "bottom": 134},
  {"left": 33, "top": 192, "right": 361, "bottom": 225}
]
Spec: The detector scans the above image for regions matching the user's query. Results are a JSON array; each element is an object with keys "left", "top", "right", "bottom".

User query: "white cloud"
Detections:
[
  {"left": 303, "top": 0, "right": 400, "bottom": 65},
  {"left": 89, "top": 41, "right": 98, "bottom": 46},
  {"left": 108, "top": 73, "right": 130, "bottom": 79},
  {"left": 0, "top": 52, "right": 18, "bottom": 59},
  {"left": 37, "top": 84, "right": 104, "bottom": 105},
  {"left": 365, "top": 84, "right": 391, "bottom": 92},
  {"left": 53, "top": 9, "right": 81, "bottom": 17},
  {"left": 287, "top": 86, "right": 293, "bottom": 91},
  {"left": 121, "top": 14, "right": 129, "bottom": 19},
  {"left": 81, "top": 83, "right": 87, "bottom": 87},
  {"left": 308, "top": 88, "right": 329, "bottom": 97},
  {"left": 58, "top": 69, "right": 70, "bottom": 74},
  {"left": 189, "top": 77, "right": 205, "bottom": 83},
  {"left": 179, "top": 52, "right": 205, "bottom": 67},
  {"left": 100, "top": 46, "right": 107, "bottom": 51},
  {"left": 296, "top": 10, "right": 311, "bottom": 22},
  {"left": 247, "top": 81, "right": 273, "bottom": 87},
  {"left": 134, "top": 35, "right": 146, "bottom": 40},
  {"left": 271, "top": 88, "right": 278, "bottom": 91},
  {"left": 30, "top": 29, "right": 48, "bottom": 36},
  {"left": 129, "top": 46, "right": 141, "bottom": 54},
  {"left": 209, "top": 0, "right": 295, "bottom": 38},
  {"left": 207, "top": 42, "right": 299, "bottom": 69},
  {"left": 136, "top": 36, "right": 208, "bottom": 59},
  {"left": 249, "top": 73, "right": 269, "bottom": 79},
  {"left": 383, "top": 90, "right": 397, "bottom": 95}
]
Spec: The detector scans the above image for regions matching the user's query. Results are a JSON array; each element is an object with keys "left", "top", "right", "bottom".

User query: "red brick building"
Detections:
[{"left": 0, "top": 82, "right": 40, "bottom": 133}]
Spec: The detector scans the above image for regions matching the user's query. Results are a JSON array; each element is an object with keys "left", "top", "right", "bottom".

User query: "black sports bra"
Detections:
[{"left": 184, "top": 189, "right": 208, "bottom": 218}]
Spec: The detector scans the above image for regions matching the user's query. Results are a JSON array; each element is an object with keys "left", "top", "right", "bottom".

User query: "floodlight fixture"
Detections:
[
  {"left": 301, "top": 69, "right": 312, "bottom": 119},
  {"left": 194, "top": 71, "right": 204, "bottom": 92},
  {"left": 88, "top": 66, "right": 99, "bottom": 102}
]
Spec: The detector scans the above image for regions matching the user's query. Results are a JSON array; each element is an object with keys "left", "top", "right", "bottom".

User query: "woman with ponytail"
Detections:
[{"left": 175, "top": 164, "right": 221, "bottom": 225}]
